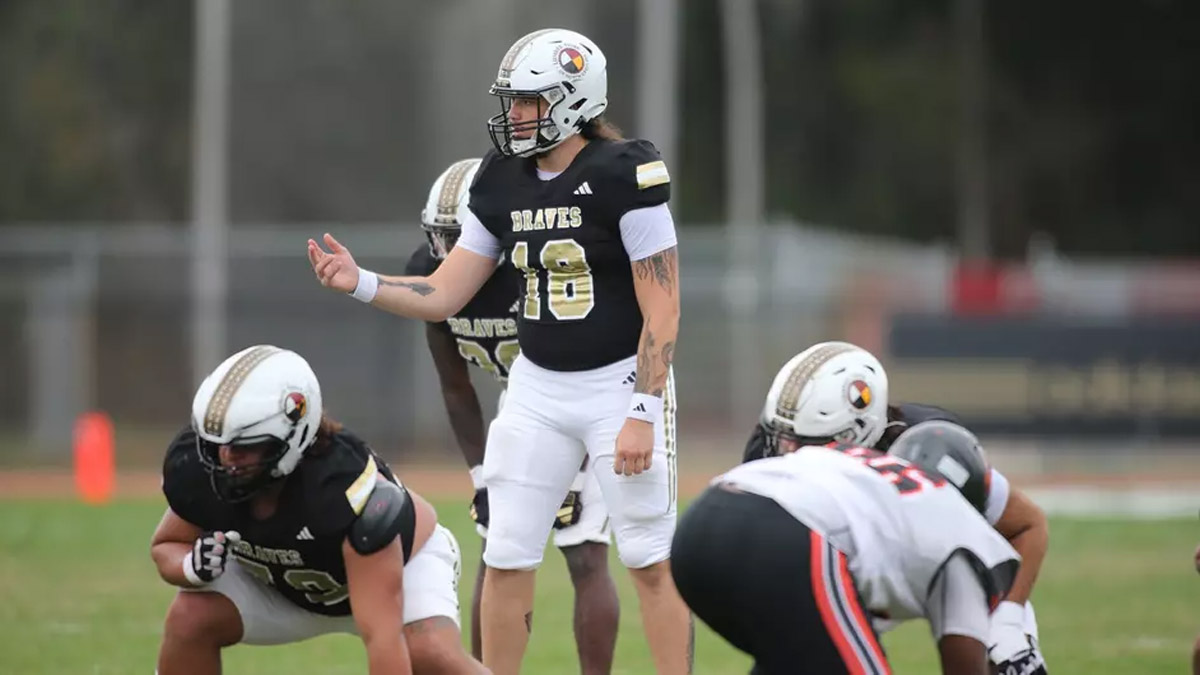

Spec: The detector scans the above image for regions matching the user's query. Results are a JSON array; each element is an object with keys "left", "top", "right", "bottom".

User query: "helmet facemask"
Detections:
[
  {"left": 487, "top": 85, "right": 574, "bottom": 157},
  {"left": 196, "top": 433, "right": 293, "bottom": 503},
  {"left": 764, "top": 419, "right": 861, "bottom": 457},
  {"left": 420, "top": 218, "right": 460, "bottom": 260}
]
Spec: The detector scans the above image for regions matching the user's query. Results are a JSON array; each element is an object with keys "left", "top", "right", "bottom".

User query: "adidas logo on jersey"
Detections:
[
  {"left": 296, "top": 526, "right": 314, "bottom": 541},
  {"left": 622, "top": 371, "right": 637, "bottom": 385},
  {"left": 573, "top": 182, "right": 594, "bottom": 196}
]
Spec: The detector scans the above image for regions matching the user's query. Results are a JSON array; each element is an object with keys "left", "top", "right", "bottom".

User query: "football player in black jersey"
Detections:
[
  {"left": 407, "top": 158, "right": 620, "bottom": 672},
  {"left": 150, "top": 346, "right": 486, "bottom": 674},
  {"left": 309, "top": 27, "right": 691, "bottom": 675},
  {"left": 743, "top": 341, "right": 1050, "bottom": 675}
]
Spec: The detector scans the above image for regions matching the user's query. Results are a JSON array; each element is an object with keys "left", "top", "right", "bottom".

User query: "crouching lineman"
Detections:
[
  {"left": 672, "top": 416, "right": 1021, "bottom": 674},
  {"left": 406, "top": 158, "right": 619, "bottom": 670},
  {"left": 150, "top": 345, "right": 488, "bottom": 675},
  {"left": 742, "top": 341, "right": 1049, "bottom": 674}
]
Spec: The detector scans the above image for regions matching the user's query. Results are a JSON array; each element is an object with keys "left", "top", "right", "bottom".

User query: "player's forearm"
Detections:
[
  {"left": 151, "top": 542, "right": 198, "bottom": 588},
  {"left": 633, "top": 312, "right": 678, "bottom": 397},
  {"left": 1003, "top": 521, "right": 1048, "bottom": 604},
  {"left": 631, "top": 246, "right": 680, "bottom": 398},
  {"left": 442, "top": 388, "right": 487, "bottom": 468},
  {"left": 370, "top": 274, "right": 454, "bottom": 322},
  {"left": 363, "top": 633, "right": 412, "bottom": 675}
]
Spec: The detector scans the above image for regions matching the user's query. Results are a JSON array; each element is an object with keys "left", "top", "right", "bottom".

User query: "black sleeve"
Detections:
[
  {"left": 742, "top": 423, "right": 770, "bottom": 463},
  {"left": 306, "top": 431, "right": 400, "bottom": 538},
  {"left": 161, "top": 427, "right": 227, "bottom": 529},
  {"left": 466, "top": 148, "right": 506, "bottom": 238},
  {"left": 597, "top": 139, "right": 671, "bottom": 221},
  {"left": 404, "top": 245, "right": 437, "bottom": 277}
]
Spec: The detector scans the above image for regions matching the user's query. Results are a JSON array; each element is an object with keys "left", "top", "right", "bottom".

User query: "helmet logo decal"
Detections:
[
  {"left": 846, "top": 379, "right": 872, "bottom": 410},
  {"left": 434, "top": 158, "right": 479, "bottom": 224},
  {"left": 774, "top": 343, "right": 856, "bottom": 423},
  {"left": 283, "top": 392, "right": 307, "bottom": 423},
  {"left": 557, "top": 46, "right": 586, "bottom": 75},
  {"left": 203, "top": 345, "right": 281, "bottom": 438}
]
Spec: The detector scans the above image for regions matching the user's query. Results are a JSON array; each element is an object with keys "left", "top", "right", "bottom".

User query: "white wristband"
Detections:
[
  {"left": 469, "top": 465, "right": 485, "bottom": 490},
  {"left": 349, "top": 269, "right": 379, "bottom": 303},
  {"left": 182, "top": 551, "right": 206, "bottom": 586},
  {"left": 627, "top": 393, "right": 661, "bottom": 423}
]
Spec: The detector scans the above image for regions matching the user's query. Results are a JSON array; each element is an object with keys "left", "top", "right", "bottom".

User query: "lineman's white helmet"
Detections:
[
  {"left": 191, "top": 345, "right": 323, "bottom": 501},
  {"left": 761, "top": 341, "right": 889, "bottom": 456},
  {"left": 420, "top": 158, "right": 482, "bottom": 260},
  {"left": 487, "top": 28, "right": 608, "bottom": 157}
]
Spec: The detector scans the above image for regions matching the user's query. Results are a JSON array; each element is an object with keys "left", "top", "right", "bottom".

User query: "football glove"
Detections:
[
  {"left": 554, "top": 490, "right": 583, "bottom": 530},
  {"left": 989, "top": 601, "right": 1047, "bottom": 675},
  {"left": 469, "top": 487, "right": 489, "bottom": 529},
  {"left": 183, "top": 530, "right": 241, "bottom": 586}
]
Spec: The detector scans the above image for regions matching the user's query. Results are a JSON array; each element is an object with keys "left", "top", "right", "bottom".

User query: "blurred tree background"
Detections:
[{"left": 0, "top": 0, "right": 1196, "bottom": 257}]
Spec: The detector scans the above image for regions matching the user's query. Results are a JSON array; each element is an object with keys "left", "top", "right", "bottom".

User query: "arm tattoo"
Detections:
[
  {"left": 379, "top": 278, "right": 435, "bottom": 296},
  {"left": 635, "top": 330, "right": 676, "bottom": 397},
  {"left": 633, "top": 246, "right": 678, "bottom": 296}
]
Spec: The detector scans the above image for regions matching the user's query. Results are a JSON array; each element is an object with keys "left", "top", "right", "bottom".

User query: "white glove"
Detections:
[
  {"left": 182, "top": 530, "right": 241, "bottom": 586},
  {"left": 988, "top": 601, "right": 1047, "bottom": 674}
]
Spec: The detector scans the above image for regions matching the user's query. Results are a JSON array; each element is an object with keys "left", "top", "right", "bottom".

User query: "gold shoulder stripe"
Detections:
[
  {"left": 203, "top": 345, "right": 281, "bottom": 438},
  {"left": 345, "top": 455, "right": 379, "bottom": 515},
  {"left": 774, "top": 343, "right": 856, "bottom": 423},
  {"left": 636, "top": 160, "right": 670, "bottom": 190}
]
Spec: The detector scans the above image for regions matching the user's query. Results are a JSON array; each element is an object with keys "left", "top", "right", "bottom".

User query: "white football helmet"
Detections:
[
  {"left": 191, "top": 345, "right": 323, "bottom": 502},
  {"left": 420, "top": 158, "right": 482, "bottom": 260},
  {"left": 487, "top": 28, "right": 608, "bottom": 157},
  {"left": 760, "top": 341, "right": 889, "bottom": 456}
]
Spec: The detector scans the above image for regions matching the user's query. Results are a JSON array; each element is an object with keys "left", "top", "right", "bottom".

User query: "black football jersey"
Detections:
[
  {"left": 162, "top": 427, "right": 405, "bottom": 617},
  {"left": 406, "top": 244, "right": 520, "bottom": 382},
  {"left": 740, "top": 401, "right": 962, "bottom": 462},
  {"left": 468, "top": 138, "right": 671, "bottom": 371}
]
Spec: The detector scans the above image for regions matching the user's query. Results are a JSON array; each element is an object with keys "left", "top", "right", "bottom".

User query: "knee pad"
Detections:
[
  {"left": 481, "top": 531, "right": 544, "bottom": 571},
  {"left": 614, "top": 526, "right": 672, "bottom": 569}
]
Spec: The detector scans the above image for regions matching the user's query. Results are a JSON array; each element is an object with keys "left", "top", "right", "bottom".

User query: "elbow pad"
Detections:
[{"left": 349, "top": 479, "right": 417, "bottom": 561}]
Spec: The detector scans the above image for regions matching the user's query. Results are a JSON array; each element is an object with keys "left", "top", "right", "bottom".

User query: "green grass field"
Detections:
[{"left": 0, "top": 497, "right": 1195, "bottom": 674}]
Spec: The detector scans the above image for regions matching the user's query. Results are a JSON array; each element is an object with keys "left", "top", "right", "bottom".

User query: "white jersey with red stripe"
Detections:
[{"left": 714, "top": 445, "right": 1020, "bottom": 625}]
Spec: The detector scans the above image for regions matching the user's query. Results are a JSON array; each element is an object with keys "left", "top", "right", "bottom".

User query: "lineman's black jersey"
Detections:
[
  {"left": 742, "top": 402, "right": 962, "bottom": 463},
  {"left": 406, "top": 244, "right": 520, "bottom": 382},
  {"left": 468, "top": 138, "right": 671, "bottom": 371},
  {"left": 162, "top": 427, "right": 408, "bottom": 617}
]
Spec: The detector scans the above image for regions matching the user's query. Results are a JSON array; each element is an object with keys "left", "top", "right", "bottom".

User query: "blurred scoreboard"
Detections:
[{"left": 886, "top": 315, "right": 1200, "bottom": 437}]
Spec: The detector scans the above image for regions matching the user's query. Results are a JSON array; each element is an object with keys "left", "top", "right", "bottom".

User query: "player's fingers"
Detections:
[
  {"left": 643, "top": 451, "right": 653, "bottom": 472},
  {"left": 315, "top": 255, "right": 335, "bottom": 278},
  {"left": 631, "top": 456, "right": 646, "bottom": 475},
  {"left": 324, "top": 232, "right": 344, "bottom": 252},
  {"left": 307, "top": 241, "right": 322, "bottom": 267},
  {"left": 225, "top": 530, "right": 241, "bottom": 544}
]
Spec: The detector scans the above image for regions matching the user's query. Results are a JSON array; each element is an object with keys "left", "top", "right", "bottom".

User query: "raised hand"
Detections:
[{"left": 307, "top": 233, "right": 361, "bottom": 294}]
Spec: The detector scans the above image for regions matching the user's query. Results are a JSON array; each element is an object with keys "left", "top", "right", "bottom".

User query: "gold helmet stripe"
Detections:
[
  {"left": 203, "top": 345, "right": 281, "bottom": 438},
  {"left": 498, "top": 29, "right": 556, "bottom": 81},
  {"left": 773, "top": 343, "right": 856, "bottom": 423},
  {"left": 434, "top": 159, "right": 480, "bottom": 224}
]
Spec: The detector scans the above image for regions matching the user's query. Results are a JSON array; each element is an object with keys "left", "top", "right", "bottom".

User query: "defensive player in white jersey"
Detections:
[
  {"left": 309, "top": 28, "right": 690, "bottom": 675},
  {"left": 743, "top": 341, "right": 1050, "bottom": 674},
  {"left": 672, "top": 418, "right": 1021, "bottom": 674},
  {"left": 406, "top": 158, "right": 619, "bottom": 672}
]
